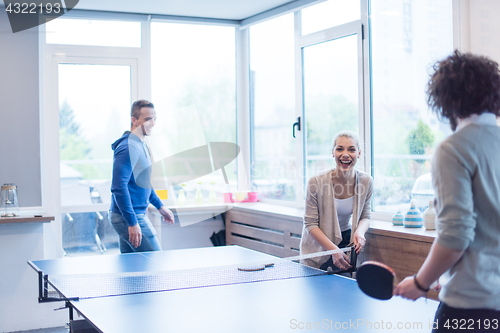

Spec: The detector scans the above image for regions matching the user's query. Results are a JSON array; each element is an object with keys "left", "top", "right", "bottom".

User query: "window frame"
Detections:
[
  {"left": 39, "top": 1, "right": 463, "bottom": 259},
  {"left": 41, "top": 15, "right": 150, "bottom": 256}
]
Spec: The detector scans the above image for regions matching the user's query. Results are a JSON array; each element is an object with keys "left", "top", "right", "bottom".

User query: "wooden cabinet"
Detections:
[{"left": 225, "top": 208, "right": 303, "bottom": 258}]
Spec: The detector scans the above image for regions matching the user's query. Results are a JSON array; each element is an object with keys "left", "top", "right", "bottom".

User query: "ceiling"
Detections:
[{"left": 74, "top": 0, "right": 297, "bottom": 21}]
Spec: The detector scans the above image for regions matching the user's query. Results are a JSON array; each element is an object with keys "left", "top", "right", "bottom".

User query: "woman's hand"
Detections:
[
  {"left": 352, "top": 230, "right": 366, "bottom": 254},
  {"left": 332, "top": 251, "right": 351, "bottom": 270}
]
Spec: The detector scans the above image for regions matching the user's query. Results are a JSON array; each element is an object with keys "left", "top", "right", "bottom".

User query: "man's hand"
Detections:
[
  {"left": 394, "top": 276, "right": 427, "bottom": 300},
  {"left": 128, "top": 224, "right": 142, "bottom": 248},
  {"left": 159, "top": 206, "right": 174, "bottom": 225}
]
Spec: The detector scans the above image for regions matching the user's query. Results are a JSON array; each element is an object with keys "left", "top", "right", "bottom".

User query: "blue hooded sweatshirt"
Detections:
[{"left": 110, "top": 131, "right": 163, "bottom": 227}]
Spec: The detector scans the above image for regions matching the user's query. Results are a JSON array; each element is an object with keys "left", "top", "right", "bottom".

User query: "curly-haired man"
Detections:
[{"left": 395, "top": 51, "right": 500, "bottom": 331}]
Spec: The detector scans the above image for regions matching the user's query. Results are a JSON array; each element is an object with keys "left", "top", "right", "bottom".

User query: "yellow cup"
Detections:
[
  {"left": 235, "top": 192, "right": 246, "bottom": 201},
  {"left": 155, "top": 190, "right": 168, "bottom": 200}
]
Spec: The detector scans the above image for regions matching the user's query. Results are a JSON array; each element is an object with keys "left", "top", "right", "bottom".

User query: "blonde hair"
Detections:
[{"left": 332, "top": 130, "right": 360, "bottom": 150}]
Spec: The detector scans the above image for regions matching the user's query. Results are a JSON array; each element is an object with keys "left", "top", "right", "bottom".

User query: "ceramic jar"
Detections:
[
  {"left": 404, "top": 201, "right": 423, "bottom": 228},
  {"left": 423, "top": 200, "right": 436, "bottom": 230},
  {"left": 392, "top": 211, "right": 404, "bottom": 226}
]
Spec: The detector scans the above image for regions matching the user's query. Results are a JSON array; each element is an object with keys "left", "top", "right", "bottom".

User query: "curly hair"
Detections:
[{"left": 427, "top": 50, "right": 500, "bottom": 127}]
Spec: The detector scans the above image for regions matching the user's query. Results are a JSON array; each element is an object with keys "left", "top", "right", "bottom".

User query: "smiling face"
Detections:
[
  {"left": 131, "top": 107, "right": 156, "bottom": 137},
  {"left": 333, "top": 136, "right": 361, "bottom": 172}
]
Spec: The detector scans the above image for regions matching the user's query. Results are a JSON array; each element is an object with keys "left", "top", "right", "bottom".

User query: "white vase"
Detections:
[
  {"left": 423, "top": 200, "right": 436, "bottom": 230},
  {"left": 177, "top": 189, "right": 186, "bottom": 206}
]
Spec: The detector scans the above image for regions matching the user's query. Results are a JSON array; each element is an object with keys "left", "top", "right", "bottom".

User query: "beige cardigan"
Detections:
[{"left": 299, "top": 169, "right": 373, "bottom": 268}]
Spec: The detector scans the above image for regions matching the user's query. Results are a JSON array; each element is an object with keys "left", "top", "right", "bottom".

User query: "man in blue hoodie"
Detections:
[{"left": 110, "top": 99, "right": 174, "bottom": 253}]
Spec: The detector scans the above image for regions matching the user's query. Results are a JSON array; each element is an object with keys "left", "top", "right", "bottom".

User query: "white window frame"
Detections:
[
  {"left": 41, "top": 14, "right": 150, "bottom": 257},
  {"left": 246, "top": 0, "right": 371, "bottom": 209},
  {"left": 38, "top": 1, "right": 464, "bottom": 259}
]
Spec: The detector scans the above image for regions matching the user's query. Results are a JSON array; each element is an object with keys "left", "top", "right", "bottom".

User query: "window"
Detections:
[
  {"left": 150, "top": 22, "right": 236, "bottom": 202},
  {"left": 246, "top": 0, "right": 454, "bottom": 218},
  {"left": 57, "top": 61, "right": 135, "bottom": 255},
  {"left": 303, "top": 34, "right": 361, "bottom": 181},
  {"left": 301, "top": 0, "right": 360, "bottom": 35},
  {"left": 58, "top": 62, "right": 132, "bottom": 207},
  {"left": 46, "top": 18, "right": 142, "bottom": 47},
  {"left": 249, "top": 14, "right": 296, "bottom": 202},
  {"left": 371, "top": 0, "right": 453, "bottom": 214}
]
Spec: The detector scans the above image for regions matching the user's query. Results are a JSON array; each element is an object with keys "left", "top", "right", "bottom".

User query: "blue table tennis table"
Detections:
[{"left": 29, "top": 246, "right": 439, "bottom": 332}]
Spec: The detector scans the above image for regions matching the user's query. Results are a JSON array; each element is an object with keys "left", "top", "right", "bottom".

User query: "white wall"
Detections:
[
  {"left": 0, "top": 7, "right": 42, "bottom": 207},
  {"left": 469, "top": 0, "right": 500, "bottom": 63},
  {"left": 0, "top": 8, "right": 67, "bottom": 332},
  {"left": 0, "top": 222, "right": 66, "bottom": 332}
]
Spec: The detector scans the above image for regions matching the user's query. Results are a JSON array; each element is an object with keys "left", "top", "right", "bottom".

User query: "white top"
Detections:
[{"left": 334, "top": 196, "right": 354, "bottom": 232}]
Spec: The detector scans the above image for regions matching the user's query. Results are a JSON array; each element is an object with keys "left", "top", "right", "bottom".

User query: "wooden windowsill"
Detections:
[{"left": 0, "top": 215, "right": 55, "bottom": 224}]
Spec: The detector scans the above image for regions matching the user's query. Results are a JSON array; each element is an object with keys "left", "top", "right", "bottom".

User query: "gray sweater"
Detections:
[
  {"left": 432, "top": 122, "right": 500, "bottom": 310},
  {"left": 299, "top": 169, "right": 373, "bottom": 268}
]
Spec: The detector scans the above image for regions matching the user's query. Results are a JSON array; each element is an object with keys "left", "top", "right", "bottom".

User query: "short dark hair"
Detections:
[
  {"left": 131, "top": 99, "right": 154, "bottom": 120},
  {"left": 427, "top": 50, "right": 500, "bottom": 126}
]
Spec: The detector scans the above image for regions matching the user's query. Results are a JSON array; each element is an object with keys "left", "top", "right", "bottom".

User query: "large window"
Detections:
[
  {"left": 371, "top": 0, "right": 453, "bottom": 214},
  {"left": 247, "top": 0, "right": 454, "bottom": 218},
  {"left": 249, "top": 14, "right": 296, "bottom": 202},
  {"left": 151, "top": 22, "right": 236, "bottom": 202},
  {"left": 42, "top": 0, "right": 458, "bottom": 257},
  {"left": 46, "top": 18, "right": 142, "bottom": 47},
  {"left": 303, "top": 34, "right": 361, "bottom": 181},
  {"left": 301, "top": 0, "right": 360, "bottom": 35}
]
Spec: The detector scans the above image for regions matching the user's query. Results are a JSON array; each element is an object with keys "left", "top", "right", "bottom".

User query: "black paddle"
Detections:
[
  {"left": 356, "top": 261, "right": 397, "bottom": 300},
  {"left": 357, "top": 261, "right": 438, "bottom": 300}
]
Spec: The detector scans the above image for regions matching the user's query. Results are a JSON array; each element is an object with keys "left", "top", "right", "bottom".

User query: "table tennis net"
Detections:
[{"left": 45, "top": 247, "right": 355, "bottom": 300}]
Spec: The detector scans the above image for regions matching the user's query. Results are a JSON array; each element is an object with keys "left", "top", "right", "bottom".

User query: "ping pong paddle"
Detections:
[
  {"left": 356, "top": 261, "right": 397, "bottom": 300},
  {"left": 237, "top": 263, "right": 275, "bottom": 272},
  {"left": 356, "top": 261, "right": 438, "bottom": 300}
]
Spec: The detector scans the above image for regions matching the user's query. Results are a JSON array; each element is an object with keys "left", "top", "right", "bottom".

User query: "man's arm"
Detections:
[
  {"left": 395, "top": 140, "right": 475, "bottom": 300},
  {"left": 394, "top": 241, "right": 464, "bottom": 299},
  {"left": 148, "top": 190, "right": 174, "bottom": 224},
  {"left": 111, "top": 144, "right": 142, "bottom": 247}
]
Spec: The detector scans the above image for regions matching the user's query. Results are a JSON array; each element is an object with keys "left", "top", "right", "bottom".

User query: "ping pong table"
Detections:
[{"left": 29, "top": 246, "right": 439, "bottom": 332}]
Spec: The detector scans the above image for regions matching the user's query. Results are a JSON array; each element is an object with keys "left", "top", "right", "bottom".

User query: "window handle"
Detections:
[{"left": 293, "top": 117, "right": 301, "bottom": 138}]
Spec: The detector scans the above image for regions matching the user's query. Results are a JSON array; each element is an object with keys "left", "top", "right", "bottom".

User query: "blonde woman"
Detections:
[{"left": 300, "top": 131, "right": 373, "bottom": 271}]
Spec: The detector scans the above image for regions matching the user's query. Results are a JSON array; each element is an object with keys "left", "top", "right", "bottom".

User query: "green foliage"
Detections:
[
  {"left": 59, "top": 100, "right": 80, "bottom": 135},
  {"left": 59, "top": 101, "right": 102, "bottom": 180},
  {"left": 406, "top": 119, "right": 434, "bottom": 156},
  {"left": 306, "top": 94, "right": 358, "bottom": 155},
  {"left": 59, "top": 128, "right": 90, "bottom": 160},
  {"left": 180, "top": 77, "right": 236, "bottom": 143}
]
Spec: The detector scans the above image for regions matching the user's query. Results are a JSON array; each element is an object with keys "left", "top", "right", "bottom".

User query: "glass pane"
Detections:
[
  {"left": 59, "top": 64, "right": 131, "bottom": 207},
  {"left": 301, "top": 0, "right": 360, "bottom": 35},
  {"left": 61, "top": 211, "right": 119, "bottom": 256},
  {"left": 46, "top": 19, "right": 141, "bottom": 47},
  {"left": 250, "top": 14, "right": 296, "bottom": 201},
  {"left": 303, "top": 35, "right": 359, "bottom": 182},
  {"left": 371, "top": 0, "right": 453, "bottom": 213},
  {"left": 151, "top": 22, "right": 236, "bottom": 202}
]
